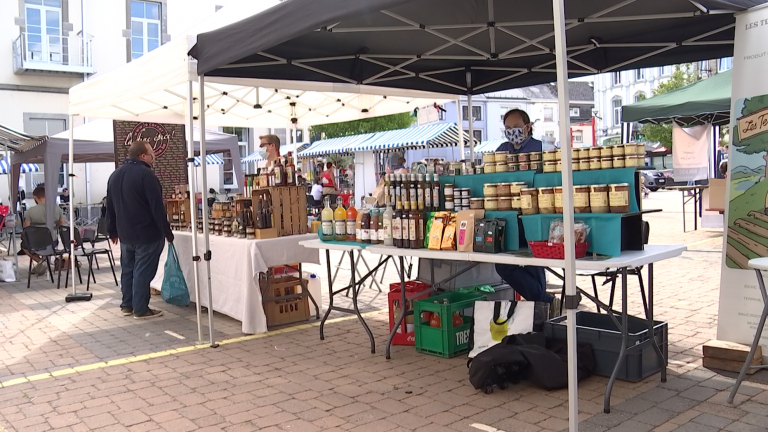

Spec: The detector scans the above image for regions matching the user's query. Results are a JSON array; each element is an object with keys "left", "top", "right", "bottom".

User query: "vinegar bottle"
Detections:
[
  {"left": 321, "top": 196, "right": 334, "bottom": 238},
  {"left": 346, "top": 200, "right": 357, "bottom": 242},
  {"left": 334, "top": 196, "right": 347, "bottom": 241},
  {"left": 392, "top": 207, "right": 402, "bottom": 248}
]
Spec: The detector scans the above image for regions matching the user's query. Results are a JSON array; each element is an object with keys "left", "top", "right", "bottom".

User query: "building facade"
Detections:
[
  {"left": 1, "top": 0, "right": 290, "bottom": 207},
  {"left": 592, "top": 58, "right": 733, "bottom": 146}
]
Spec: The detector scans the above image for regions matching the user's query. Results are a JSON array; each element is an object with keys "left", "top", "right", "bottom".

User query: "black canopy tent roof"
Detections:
[{"left": 191, "top": 0, "right": 759, "bottom": 96}]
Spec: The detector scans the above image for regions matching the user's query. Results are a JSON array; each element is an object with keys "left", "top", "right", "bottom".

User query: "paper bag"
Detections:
[{"left": 456, "top": 210, "right": 485, "bottom": 252}]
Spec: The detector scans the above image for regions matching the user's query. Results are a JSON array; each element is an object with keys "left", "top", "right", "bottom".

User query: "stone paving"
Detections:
[{"left": 0, "top": 190, "right": 766, "bottom": 432}]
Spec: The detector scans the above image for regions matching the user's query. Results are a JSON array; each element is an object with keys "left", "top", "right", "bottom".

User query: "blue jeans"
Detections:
[
  {"left": 120, "top": 240, "right": 165, "bottom": 315},
  {"left": 495, "top": 264, "right": 554, "bottom": 303}
]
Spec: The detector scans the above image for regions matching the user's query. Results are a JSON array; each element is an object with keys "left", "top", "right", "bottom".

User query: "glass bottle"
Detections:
[
  {"left": 346, "top": 199, "right": 357, "bottom": 242},
  {"left": 321, "top": 196, "right": 334, "bottom": 238},
  {"left": 416, "top": 174, "right": 425, "bottom": 211},
  {"left": 430, "top": 301, "right": 441, "bottom": 328},
  {"left": 409, "top": 173, "right": 418, "bottom": 212},
  {"left": 370, "top": 208, "right": 379, "bottom": 244},
  {"left": 384, "top": 174, "right": 391, "bottom": 208},
  {"left": 334, "top": 196, "right": 347, "bottom": 241},
  {"left": 411, "top": 208, "right": 422, "bottom": 249},
  {"left": 399, "top": 206, "right": 409, "bottom": 248},
  {"left": 402, "top": 173, "right": 411, "bottom": 211},
  {"left": 361, "top": 208, "right": 371, "bottom": 244},
  {"left": 285, "top": 153, "right": 296, "bottom": 186},
  {"left": 432, "top": 173, "right": 441, "bottom": 210},
  {"left": 356, "top": 196, "right": 364, "bottom": 242},
  {"left": 382, "top": 204, "right": 394, "bottom": 246},
  {"left": 273, "top": 158, "right": 284, "bottom": 187},
  {"left": 424, "top": 173, "right": 433, "bottom": 211}
]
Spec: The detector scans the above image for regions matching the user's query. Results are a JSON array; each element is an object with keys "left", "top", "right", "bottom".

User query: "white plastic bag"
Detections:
[
  {"left": 469, "top": 300, "right": 534, "bottom": 358},
  {"left": 0, "top": 260, "right": 16, "bottom": 282}
]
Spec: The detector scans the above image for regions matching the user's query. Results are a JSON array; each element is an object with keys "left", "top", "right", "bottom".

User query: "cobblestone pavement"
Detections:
[{"left": 0, "top": 190, "right": 766, "bottom": 432}]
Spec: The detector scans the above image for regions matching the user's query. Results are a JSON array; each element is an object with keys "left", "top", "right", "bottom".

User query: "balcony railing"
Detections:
[{"left": 13, "top": 32, "right": 95, "bottom": 75}]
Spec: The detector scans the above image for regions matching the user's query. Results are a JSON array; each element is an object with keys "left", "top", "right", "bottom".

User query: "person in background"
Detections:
[
  {"left": 393, "top": 157, "right": 409, "bottom": 174},
  {"left": 23, "top": 186, "right": 66, "bottom": 276},
  {"left": 58, "top": 188, "right": 70, "bottom": 205},
  {"left": 496, "top": 108, "right": 542, "bottom": 154},
  {"left": 310, "top": 177, "right": 324, "bottom": 206},
  {"left": 494, "top": 108, "right": 559, "bottom": 315},
  {"left": 259, "top": 134, "right": 281, "bottom": 168},
  {"left": 100, "top": 196, "right": 107, "bottom": 218},
  {"left": 107, "top": 141, "right": 173, "bottom": 319},
  {"left": 719, "top": 160, "right": 728, "bottom": 179},
  {"left": 321, "top": 162, "right": 337, "bottom": 197}
]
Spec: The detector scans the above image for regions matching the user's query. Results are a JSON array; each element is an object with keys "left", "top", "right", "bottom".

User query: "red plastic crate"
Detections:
[
  {"left": 528, "top": 241, "right": 589, "bottom": 259},
  {"left": 388, "top": 281, "right": 432, "bottom": 346}
]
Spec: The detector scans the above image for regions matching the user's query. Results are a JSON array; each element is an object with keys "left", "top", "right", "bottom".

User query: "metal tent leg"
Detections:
[{"left": 728, "top": 268, "right": 768, "bottom": 403}]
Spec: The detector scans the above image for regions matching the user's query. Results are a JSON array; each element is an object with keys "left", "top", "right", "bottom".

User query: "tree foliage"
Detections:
[
  {"left": 309, "top": 112, "right": 415, "bottom": 141},
  {"left": 732, "top": 95, "right": 768, "bottom": 154},
  {"left": 638, "top": 65, "right": 699, "bottom": 149}
]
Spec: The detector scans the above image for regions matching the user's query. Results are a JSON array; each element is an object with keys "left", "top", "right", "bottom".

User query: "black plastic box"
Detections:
[{"left": 544, "top": 311, "right": 668, "bottom": 382}]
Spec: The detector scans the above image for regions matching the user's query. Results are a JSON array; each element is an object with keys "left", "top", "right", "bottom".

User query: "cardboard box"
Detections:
[{"left": 707, "top": 178, "right": 726, "bottom": 212}]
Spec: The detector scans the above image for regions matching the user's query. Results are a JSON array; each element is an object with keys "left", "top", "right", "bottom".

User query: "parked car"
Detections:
[{"left": 638, "top": 167, "right": 667, "bottom": 191}]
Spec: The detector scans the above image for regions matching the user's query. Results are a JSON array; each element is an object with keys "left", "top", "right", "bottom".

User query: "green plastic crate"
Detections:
[{"left": 414, "top": 292, "right": 487, "bottom": 358}]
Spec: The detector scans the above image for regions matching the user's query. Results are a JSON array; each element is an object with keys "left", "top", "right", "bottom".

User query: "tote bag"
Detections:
[
  {"left": 161, "top": 243, "right": 190, "bottom": 307},
  {"left": 468, "top": 300, "right": 534, "bottom": 358}
]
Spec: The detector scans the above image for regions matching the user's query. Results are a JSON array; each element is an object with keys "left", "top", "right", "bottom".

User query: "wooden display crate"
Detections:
[
  {"left": 252, "top": 186, "right": 308, "bottom": 237},
  {"left": 251, "top": 189, "right": 278, "bottom": 239},
  {"left": 262, "top": 276, "right": 310, "bottom": 327},
  {"left": 165, "top": 198, "right": 191, "bottom": 230}
]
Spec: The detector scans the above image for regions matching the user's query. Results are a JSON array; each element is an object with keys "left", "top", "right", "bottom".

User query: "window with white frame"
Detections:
[
  {"left": 635, "top": 68, "right": 645, "bottom": 80},
  {"left": 543, "top": 107, "right": 554, "bottom": 122},
  {"left": 572, "top": 131, "right": 583, "bottom": 144},
  {"left": 462, "top": 105, "right": 482, "bottom": 121},
  {"left": 464, "top": 129, "right": 482, "bottom": 142},
  {"left": 222, "top": 127, "right": 248, "bottom": 178},
  {"left": 719, "top": 57, "right": 733, "bottom": 72},
  {"left": 130, "top": 1, "right": 161, "bottom": 61},
  {"left": 612, "top": 97, "right": 623, "bottom": 126},
  {"left": 634, "top": 92, "right": 646, "bottom": 103},
  {"left": 570, "top": 107, "right": 579, "bottom": 117},
  {"left": 24, "top": 0, "right": 63, "bottom": 64},
  {"left": 499, "top": 105, "right": 521, "bottom": 121},
  {"left": 612, "top": 71, "right": 622, "bottom": 86}
]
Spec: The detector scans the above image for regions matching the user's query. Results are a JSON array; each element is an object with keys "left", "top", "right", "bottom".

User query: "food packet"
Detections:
[
  {"left": 548, "top": 219, "right": 591, "bottom": 244},
  {"left": 428, "top": 216, "right": 445, "bottom": 250},
  {"left": 441, "top": 216, "right": 457, "bottom": 250}
]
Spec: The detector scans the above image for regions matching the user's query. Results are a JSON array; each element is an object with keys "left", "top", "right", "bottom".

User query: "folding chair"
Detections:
[
  {"left": 60, "top": 226, "right": 118, "bottom": 290},
  {"left": 21, "top": 226, "right": 60, "bottom": 289}
]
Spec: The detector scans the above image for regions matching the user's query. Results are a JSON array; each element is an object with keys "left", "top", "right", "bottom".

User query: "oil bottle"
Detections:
[
  {"left": 392, "top": 205, "right": 402, "bottom": 248},
  {"left": 432, "top": 173, "right": 441, "bottom": 210},
  {"left": 409, "top": 173, "right": 418, "bottom": 212},
  {"left": 424, "top": 173, "right": 433, "bottom": 211}
]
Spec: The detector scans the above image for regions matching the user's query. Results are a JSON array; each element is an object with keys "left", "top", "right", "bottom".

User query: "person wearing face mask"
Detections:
[
  {"left": 494, "top": 109, "right": 559, "bottom": 315},
  {"left": 258, "top": 134, "right": 281, "bottom": 167},
  {"left": 497, "top": 108, "right": 542, "bottom": 154}
]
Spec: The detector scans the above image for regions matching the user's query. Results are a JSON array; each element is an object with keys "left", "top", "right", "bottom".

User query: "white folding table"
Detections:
[{"left": 365, "top": 243, "right": 686, "bottom": 413}]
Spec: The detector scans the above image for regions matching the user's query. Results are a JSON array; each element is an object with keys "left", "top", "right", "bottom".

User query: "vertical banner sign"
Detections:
[
  {"left": 718, "top": 5, "right": 768, "bottom": 356},
  {"left": 672, "top": 124, "right": 711, "bottom": 181},
  {"left": 113, "top": 121, "right": 188, "bottom": 200}
]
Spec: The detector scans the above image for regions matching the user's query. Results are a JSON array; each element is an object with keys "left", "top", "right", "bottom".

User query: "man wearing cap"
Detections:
[{"left": 259, "top": 134, "right": 281, "bottom": 168}]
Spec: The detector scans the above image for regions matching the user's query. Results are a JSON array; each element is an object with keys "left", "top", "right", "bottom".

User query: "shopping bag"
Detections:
[
  {"left": 161, "top": 243, "right": 189, "bottom": 306},
  {"left": 468, "top": 300, "right": 534, "bottom": 358},
  {"left": 0, "top": 260, "right": 15, "bottom": 282}
]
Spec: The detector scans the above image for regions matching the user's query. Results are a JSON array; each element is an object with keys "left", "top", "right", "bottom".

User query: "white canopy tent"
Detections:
[
  {"left": 65, "top": 1, "right": 456, "bottom": 344},
  {"left": 8, "top": 118, "right": 240, "bottom": 233}
]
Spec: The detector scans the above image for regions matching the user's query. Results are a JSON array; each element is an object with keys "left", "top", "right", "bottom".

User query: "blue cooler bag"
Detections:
[{"left": 161, "top": 243, "right": 190, "bottom": 306}]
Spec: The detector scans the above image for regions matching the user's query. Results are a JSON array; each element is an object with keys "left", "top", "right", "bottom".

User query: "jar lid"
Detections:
[
  {"left": 544, "top": 161, "right": 557, "bottom": 165},
  {"left": 484, "top": 197, "right": 498, "bottom": 201},
  {"left": 495, "top": 150, "right": 509, "bottom": 154},
  {"left": 610, "top": 183, "right": 630, "bottom": 187},
  {"left": 543, "top": 150, "right": 557, "bottom": 154},
  {"left": 554, "top": 186, "right": 563, "bottom": 191},
  {"left": 601, "top": 157, "right": 613, "bottom": 160},
  {"left": 483, "top": 183, "right": 497, "bottom": 187},
  {"left": 521, "top": 188, "right": 537, "bottom": 192},
  {"left": 497, "top": 182, "right": 511, "bottom": 186},
  {"left": 590, "top": 184, "right": 608, "bottom": 188},
  {"left": 510, "top": 181, "right": 527, "bottom": 185},
  {"left": 470, "top": 198, "right": 484, "bottom": 202},
  {"left": 498, "top": 197, "right": 512, "bottom": 201}
]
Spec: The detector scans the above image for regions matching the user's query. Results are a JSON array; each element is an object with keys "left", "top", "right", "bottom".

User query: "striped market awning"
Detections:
[
  {"left": 0, "top": 160, "right": 40, "bottom": 174},
  {"left": 298, "top": 133, "right": 377, "bottom": 157},
  {"left": 194, "top": 154, "right": 225, "bottom": 166},
  {"left": 0, "top": 123, "right": 47, "bottom": 152},
  {"left": 346, "top": 123, "right": 476, "bottom": 152},
  {"left": 473, "top": 140, "right": 507, "bottom": 154}
]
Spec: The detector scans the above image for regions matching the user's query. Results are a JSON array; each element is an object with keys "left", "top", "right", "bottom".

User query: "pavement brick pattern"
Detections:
[{"left": 0, "top": 190, "right": 766, "bottom": 432}]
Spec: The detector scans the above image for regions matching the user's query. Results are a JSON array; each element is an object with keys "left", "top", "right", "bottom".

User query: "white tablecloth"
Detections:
[{"left": 151, "top": 232, "right": 320, "bottom": 334}]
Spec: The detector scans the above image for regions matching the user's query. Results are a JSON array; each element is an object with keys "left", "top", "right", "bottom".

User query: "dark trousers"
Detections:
[
  {"left": 120, "top": 240, "right": 164, "bottom": 315},
  {"left": 495, "top": 264, "right": 554, "bottom": 303}
]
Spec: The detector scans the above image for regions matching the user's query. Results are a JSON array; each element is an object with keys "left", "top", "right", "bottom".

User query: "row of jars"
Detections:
[
  {"left": 542, "top": 154, "right": 645, "bottom": 173},
  {"left": 472, "top": 183, "right": 631, "bottom": 215},
  {"left": 444, "top": 185, "right": 472, "bottom": 211}
]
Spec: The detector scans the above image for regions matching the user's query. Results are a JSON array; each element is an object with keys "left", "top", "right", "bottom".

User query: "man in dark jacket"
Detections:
[{"left": 107, "top": 141, "right": 173, "bottom": 319}]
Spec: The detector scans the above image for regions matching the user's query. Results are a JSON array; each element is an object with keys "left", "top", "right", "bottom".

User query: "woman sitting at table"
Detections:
[{"left": 494, "top": 109, "right": 558, "bottom": 314}]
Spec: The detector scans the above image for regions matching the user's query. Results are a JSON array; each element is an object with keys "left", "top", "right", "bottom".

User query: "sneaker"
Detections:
[
  {"left": 133, "top": 309, "right": 164, "bottom": 319},
  {"left": 121, "top": 307, "right": 134, "bottom": 316}
]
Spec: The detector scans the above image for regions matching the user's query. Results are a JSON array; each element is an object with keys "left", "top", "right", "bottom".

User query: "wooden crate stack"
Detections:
[
  {"left": 165, "top": 198, "right": 191, "bottom": 231},
  {"left": 702, "top": 339, "right": 762, "bottom": 374},
  {"left": 253, "top": 186, "right": 308, "bottom": 237}
]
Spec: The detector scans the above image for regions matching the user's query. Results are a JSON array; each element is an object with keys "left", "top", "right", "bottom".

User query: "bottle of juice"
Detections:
[
  {"left": 452, "top": 311, "right": 463, "bottom": 327},
  {"left": 346, "top": 200, "right": 357, "bottom": 241},
  {"left": 430, "top": 301, "right": 441, "bottom": 328},
  {"left": 334, "top": 196, "right": 347, "bottom": 241},
  {"left": 382, "top": 204, "right": 393, "bottom": 246},
  {"left": 321, "top": 196, "right": 334, "bottom": 238}
]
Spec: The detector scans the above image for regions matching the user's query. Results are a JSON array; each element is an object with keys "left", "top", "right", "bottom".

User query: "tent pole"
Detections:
[
  {"left": 456, "top": 99, "right": 464, "bottom": 158},
  {"left": 187, "top": 79, "right": 204, "bottom": 343},
  {"left": 552, "top": 0, "right": 579, "bottom": 430},
  {"left": 65, "top": 115, "right": 91, "bottom": 302},
  {"left": 199, "top": 75, "right": 218, "bottom": 348},
  {"left": 6, "top": 146, "right": 18, "bottom": 276},
  {"left": 466, "top": 74, "right": 474, "bottom": 164}
]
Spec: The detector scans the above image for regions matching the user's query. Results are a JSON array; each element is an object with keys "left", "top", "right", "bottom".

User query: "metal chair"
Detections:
[
  {"left": 59, "top": 226, "right": 118, "bottom": 290},
  {"left": 81, "top": 218, "right": 115, "bottom": 271},
  {"left": 21, "top": 226, "right": 59, "bottom": 289}
]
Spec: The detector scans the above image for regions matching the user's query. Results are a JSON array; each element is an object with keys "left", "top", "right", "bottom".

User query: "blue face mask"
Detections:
[
  {"left": 259, "top": 148, "right": 269, "bottom": 159},
  {"left": 504, "top": 127, "right": 526, "bottom": 145}
]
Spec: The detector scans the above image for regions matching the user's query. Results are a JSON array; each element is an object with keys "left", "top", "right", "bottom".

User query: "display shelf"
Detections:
[
  {"left": 439, "top": 171, "right": 535, "bottom": 199},
  {"left": 533, "top": 168, "right": 640, "bottom": 212}
]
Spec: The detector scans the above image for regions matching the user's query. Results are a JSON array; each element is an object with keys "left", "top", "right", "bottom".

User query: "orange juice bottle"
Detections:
[
  {"left": 346, "top": 199, "right": 357, "bottom": 241},
  {"left": 334, "top": 197, "right": 347, "bottom": 241}
]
